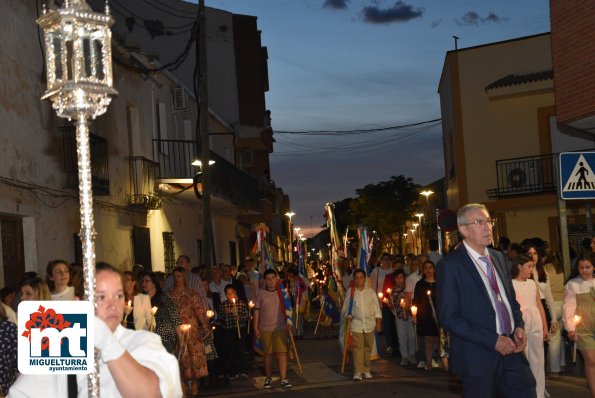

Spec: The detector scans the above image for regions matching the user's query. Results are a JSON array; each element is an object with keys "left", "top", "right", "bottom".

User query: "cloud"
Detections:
[
  {"left": 455, "top": 11, "right": 508, "bottom": 26},
  {"left": 323, "top": 0, "right": 349, "bottom": 10},
  {"left": 431, "top": 19, "right": 442, "bottom": 28},
  {"left": 361, "top": 1, "right": 424, "bottom": 24}
]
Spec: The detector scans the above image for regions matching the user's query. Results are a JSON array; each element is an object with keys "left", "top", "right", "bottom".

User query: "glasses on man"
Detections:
[{"left": 463, "top": 218, "right": 495, "bottom": 227}]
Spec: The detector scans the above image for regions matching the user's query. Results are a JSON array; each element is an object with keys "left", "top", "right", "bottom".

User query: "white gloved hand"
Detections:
[{"left": 94, "top": 316, "right": 125, "bottom": 362}]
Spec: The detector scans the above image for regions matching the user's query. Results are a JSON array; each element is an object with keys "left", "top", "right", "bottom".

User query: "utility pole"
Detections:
[{"left": 198, "top": 0, "right": 213, "bottom": 269}]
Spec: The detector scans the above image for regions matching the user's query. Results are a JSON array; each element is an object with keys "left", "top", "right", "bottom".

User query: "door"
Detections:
[
  {"left": 1, "top": 215, "right": 25, "bottom": 288},
  {"left": 132, "top": 226, "right": 152, "bottom": 271}
]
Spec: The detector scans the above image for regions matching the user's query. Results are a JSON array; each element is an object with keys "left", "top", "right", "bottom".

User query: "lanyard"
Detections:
[{"left": 467, "top": 249, "right": 504, "bottom": 302}]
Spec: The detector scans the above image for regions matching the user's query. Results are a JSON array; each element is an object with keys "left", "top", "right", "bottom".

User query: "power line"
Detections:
[{"left": 273, "top": 118, "right": 441, "bottom": 135}]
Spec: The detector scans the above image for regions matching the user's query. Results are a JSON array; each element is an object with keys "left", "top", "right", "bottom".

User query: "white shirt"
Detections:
[
  {"left": 463, "top": 241, "right": 514, "bottom": 335},
  {"left": 210, "top": 279, "right": 233, "bottom": 302},
  {"left": 9, "top": 325, "right": 182, "bottom": 397},
  {"left": 51, "top": 286, "right": 75, "bottom": 301},
  {"left": 405, "top": 271, "right": 422, "bottom": 299},
  {"left": 132, "top": 294, "right": 152, "bottom": 331},
  {"left": 342, "top": 286, "right": 381, "bottom": 333},
  {"left": 563, "top": 277, "right": 595, "bottom": 332},
  {"left": 370, "top": 267, "right": 393, "bottom": 293}
]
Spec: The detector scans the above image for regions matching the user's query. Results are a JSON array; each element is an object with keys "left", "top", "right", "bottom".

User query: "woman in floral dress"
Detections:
[{"left": 169, "top": 267, "right": 211, "bottom": 396}]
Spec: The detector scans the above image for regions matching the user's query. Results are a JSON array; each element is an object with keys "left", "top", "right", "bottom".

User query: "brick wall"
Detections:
[{"left": 550, "top": 0, "right": 595, "bottom": 124}]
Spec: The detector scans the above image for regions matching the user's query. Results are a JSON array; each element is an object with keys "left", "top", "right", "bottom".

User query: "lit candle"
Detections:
[
  {"left": 378, "top": 292, "right": 383, "bottom": 299},
  {"left": 426, "top": 290, "right": 431, "bottom": 296},
  {"left": 572, "top": 315, "right": 582, "bottom": 363},
  {"left": 247, "top": 301, "right": 255, "bottom": 334},
  {"left": 382, "top": 297, "right": 389, "bottom": 304},
  {"left": 400, "top": 298, "right": 405, "bottom": 307},
  {"left": 151, "top": 306, "right": 158, "bottom": 316},
  {"left": 206, "top": 310, "right": 215, "bottom": 319},
  {"left": 411, "top": 305, "right": 418, "bottom": 319},
  {"left": 150, "top": 306, "right": 158, "bottom": 332},
  {"left": 127, "top": 300, "right": 132, "bottom": 307},
  {"left": 248, "top": 301, "right": 255, "bottom": 309},
  {"left": 386, "top": 288, "right": 392, "bottom": 295},
  {"left": 232, "top": 298, "right": 241, "bottom": 338}
]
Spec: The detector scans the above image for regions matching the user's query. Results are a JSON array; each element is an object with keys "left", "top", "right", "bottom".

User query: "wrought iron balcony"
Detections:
[
  {"left": 62, "top": 126, "right": 110, "bottom": 196},
  {"left": 128, "top": 156, "right": 161, "bottom": 210},
  {"left": 152, "top": 139, "right": 260, "bottom": 210},
  {"left": 486, "top": 154, "right": 557, "bottom": 199}
]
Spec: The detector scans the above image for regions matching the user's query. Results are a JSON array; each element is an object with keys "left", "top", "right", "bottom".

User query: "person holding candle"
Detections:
[
  {"left": 169, "top": 267, "right": 211, "bottom": 396},
  {"left": 122, "top": 271, "right": 152, "bottom": 331},
  {"left": 10, "top": 262, "right": 182, "bottom": 398},
  {"left": 563, "top": 253, "right": 595, "bottom": 397},
  {"left": 511, "top": 254, "right": 549, "bottom": 398},
  {"left": 371, "top": 253, "right": 398, "bottom": 356},
  {"left": 412, "top": 260, "right": 440, "bottom": 370},
  {"left": 218, "top": 285, "right": 249, "bottom": 380},
  {"left": 341, "top": 268, "right": 382, "bottom": 381},
  {"left": 391, "top": 269, "right": 416, "bottom": 366},
  {"left": 142, "top": 272, "right": 182, "bottom": 354}
]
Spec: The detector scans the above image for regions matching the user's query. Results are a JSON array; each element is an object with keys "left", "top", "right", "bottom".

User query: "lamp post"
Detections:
[
  {"left": 420, "top": 190, "right": 434, "bottom": 241},
  {"left": 402, "top": 233, "right": 408, "bottom": 255},
  {"left": 36, "top": 1, "right": 118, "bottom": 396},
  {"left": 412, "top": 223, "right": 420, "bottom": 255},
  {"left": 285, "top": 212, "right": 295, "bottom": 263},
  {"left": 410, "top": 229, "right": 417, "bottom": 254},
  {"left": 415, "top": 213, "right": 424, "bottom": 253}
]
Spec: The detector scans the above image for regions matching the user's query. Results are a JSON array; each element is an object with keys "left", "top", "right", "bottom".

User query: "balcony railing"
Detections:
[
  {"left": 152, "top": 139, "right": 260, "bottom": 210},
  {"left": 486, "top": 154, "right": 557, "bottom": 199},
  {"left": 62, "top": 126, "right": 110, "bottom": 196}
]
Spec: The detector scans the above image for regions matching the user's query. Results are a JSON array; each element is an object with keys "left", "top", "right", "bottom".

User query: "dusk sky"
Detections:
[{"left": 205, "top": 0, "right": 551, "bottom": 236}]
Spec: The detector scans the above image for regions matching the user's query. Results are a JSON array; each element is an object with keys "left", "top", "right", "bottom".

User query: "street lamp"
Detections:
[
  {"left": 410, "top": 229, "right": 417, "bottom": 254},
  {"left": 285, "top": 212, "right": 295, "bottom": 262},
  {"left": 420, "top": 190, "right": 434, "bottom": 241},
  {"left": 415, "top": 213, "right": 424, "bottom": 252},
  {"left": 36, "top": 1, "right": 117, "bottom": 396}
]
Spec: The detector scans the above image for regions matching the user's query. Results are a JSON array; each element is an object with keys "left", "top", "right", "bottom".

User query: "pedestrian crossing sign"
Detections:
[{"left": 560, "top": 152, "right": 595, "bottom": 199}]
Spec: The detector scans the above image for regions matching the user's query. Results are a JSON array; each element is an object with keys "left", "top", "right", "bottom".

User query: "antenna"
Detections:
[{"left": 452, "top": 35, "right": 460, "bottom": 51}]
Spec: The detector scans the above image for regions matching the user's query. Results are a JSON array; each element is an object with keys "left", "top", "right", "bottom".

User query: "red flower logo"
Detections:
[{"left": 22, "top": 305, "right": 72, "bottom": 350}]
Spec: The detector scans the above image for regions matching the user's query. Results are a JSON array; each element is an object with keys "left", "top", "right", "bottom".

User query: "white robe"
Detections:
[{"left": 9, "top": 325, "right": 182, "bottom": 398}]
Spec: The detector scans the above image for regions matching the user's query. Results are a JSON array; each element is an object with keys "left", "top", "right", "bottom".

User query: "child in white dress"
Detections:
[{"left": 511, "top": 254, "right": 549, "bottom": 398}]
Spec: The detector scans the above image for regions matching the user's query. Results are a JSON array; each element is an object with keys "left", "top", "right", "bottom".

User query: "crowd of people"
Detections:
[{"left": 0, "top": 203, "right": 594, "bottom": 397}]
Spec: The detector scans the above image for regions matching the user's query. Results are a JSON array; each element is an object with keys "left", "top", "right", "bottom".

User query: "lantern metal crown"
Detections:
[{"left": 36, "top": 0, "right": 118, "bottom": 121}]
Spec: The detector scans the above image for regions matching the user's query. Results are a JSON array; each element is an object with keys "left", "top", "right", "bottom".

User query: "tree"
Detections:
[{"left": 349, "top": 175, "right": 420, "bottom": 246}]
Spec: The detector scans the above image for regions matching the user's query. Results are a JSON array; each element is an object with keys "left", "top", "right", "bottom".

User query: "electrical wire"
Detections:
[
  {"left": 273, "top": 118, "right": 441, "bottom": 135},
  {"left": 142, "top": 0, "right": 196, "bottom": 20}
]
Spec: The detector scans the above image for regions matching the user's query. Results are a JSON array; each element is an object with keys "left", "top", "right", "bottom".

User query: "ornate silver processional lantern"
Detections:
[{"left": 36, "top": 1, "right": 117, "bottom": 396}]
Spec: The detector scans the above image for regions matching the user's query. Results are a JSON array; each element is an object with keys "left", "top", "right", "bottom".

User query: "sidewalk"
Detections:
[{"left": 198, "top": 321, "right": 590, "bottom": 397}]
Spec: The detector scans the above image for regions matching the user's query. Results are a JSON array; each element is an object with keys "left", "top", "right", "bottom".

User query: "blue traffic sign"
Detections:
[{"left": 560, "top": 152, "right": 595, "bottom": 200}]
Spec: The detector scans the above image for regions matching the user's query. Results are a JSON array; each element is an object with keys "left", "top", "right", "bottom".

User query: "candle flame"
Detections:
[
  {"left": 127, "top": 300, "right": 132, "bottom": 307},
  {"left": 411, "top": 305, "right": 418, "bottom": 316},
  {"left": 386, "top": 288, "right": 392, "bottom": 294},
  {"left": 232, "top": 298, "right": 236, "bottom": 303},
  {"left": 400, "top": 298, "right": 404, "bottom": 306},
  {"left": 378, "top": 292, "right": 383, "bottom": 299},
  {"left": 573, "top": 314, "right": 582, "bottom": 324},
  {"left": 248, "top": 301, "right": 255, "bottom": 309},
  {"left": 206, "top": 310, "right": 215, "bottom": 318},
  {"left": 181, "top": 324, "right": 191, "bottom": 332},
  {"left": 426, "top": 290, "right": 431, "bottom": 295},
  {"left": 151, "top": 306, "right": 158, "bottom": 316}
]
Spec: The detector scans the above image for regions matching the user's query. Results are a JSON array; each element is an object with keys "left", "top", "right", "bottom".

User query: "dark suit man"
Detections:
[{"left": 436, "top": 204, "right": 536, "bottom": 398}]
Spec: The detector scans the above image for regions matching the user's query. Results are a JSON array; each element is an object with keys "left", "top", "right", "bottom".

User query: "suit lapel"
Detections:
[{"left": 455, "top": 246, "right": 494, "bottom": 308}]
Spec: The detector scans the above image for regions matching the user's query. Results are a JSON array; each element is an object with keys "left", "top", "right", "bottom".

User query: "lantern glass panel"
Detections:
[
  {"left": 94, "top": 39, "right": 105, "bottom": 80},
  {"left": 50, "top": 34, "right": 63, "bottom": 81},
  {"left": 83, "top": 37, "right": 92, "bottom": 78},
  {"left": 66, "top": 40, "right": 74, "bottom": 80}
]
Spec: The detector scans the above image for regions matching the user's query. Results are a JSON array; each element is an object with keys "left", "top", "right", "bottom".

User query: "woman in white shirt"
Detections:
[
  {"left": 123, "top": 271, "right": 152, "bottom": 331},
  {"left": 46, "top": 260, "right": 75, "bottom": 301},
  {"left": 563, "top": 253, "right": 595, "bottom": 397},
  {"left": 10, "top": 262, "right": 182, "bottom": 397}
]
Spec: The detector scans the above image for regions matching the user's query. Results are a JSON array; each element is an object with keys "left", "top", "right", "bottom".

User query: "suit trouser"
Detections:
[
  {"left": 352, "top": 330, "right": 374, "bottom": 375},
  {"left": 461, "top": 352, "right": 536, "bottom": 398}
]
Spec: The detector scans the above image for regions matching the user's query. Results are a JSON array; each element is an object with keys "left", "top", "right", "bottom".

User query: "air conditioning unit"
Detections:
[
  {"left": 505, "top": 160, "right": 543, "bottom": 195},
  {"left": 173, "top": 86, "right": 188, "bottom": 111}
]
